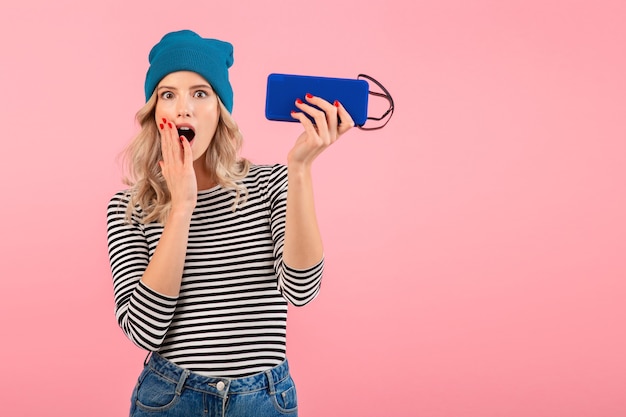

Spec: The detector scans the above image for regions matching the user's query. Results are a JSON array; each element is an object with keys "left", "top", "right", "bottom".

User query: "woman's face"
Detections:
[{"left": 154, "top": 71, "right": 220, "bottom": 162}]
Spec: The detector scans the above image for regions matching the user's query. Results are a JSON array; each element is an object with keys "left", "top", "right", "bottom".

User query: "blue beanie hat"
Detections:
[{"left": 144, "top": 30, "right": 234, "bottom": 112}]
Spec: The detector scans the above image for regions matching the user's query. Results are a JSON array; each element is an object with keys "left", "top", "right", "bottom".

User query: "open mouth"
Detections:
[{"left": 177, "top": 126, "right": 196, "bottom": 142}]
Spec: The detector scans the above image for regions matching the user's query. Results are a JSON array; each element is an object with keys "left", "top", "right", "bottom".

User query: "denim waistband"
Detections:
[{"left": 145, "top": 352, "right": 291, "bottom": 395}]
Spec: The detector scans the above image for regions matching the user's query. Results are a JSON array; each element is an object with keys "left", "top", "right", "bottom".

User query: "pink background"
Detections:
[{"left": 1, "top": 1, "right": 625, "bottom": 416}]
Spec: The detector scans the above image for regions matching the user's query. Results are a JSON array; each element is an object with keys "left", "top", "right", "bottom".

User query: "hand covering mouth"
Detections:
[{"left": 177, "top": 126, "right": 195, "bottom": 141}]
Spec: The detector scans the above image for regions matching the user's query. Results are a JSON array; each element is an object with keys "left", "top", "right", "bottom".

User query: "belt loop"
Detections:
[
  {"left": 265, "top": 369, "right": 276, "bottom": 395},
  {"left": 143, "top": 351, "right": 153, "bottom": 367},
  {"left": 175, "top": 369, "right": 191, "bottom": 396}
]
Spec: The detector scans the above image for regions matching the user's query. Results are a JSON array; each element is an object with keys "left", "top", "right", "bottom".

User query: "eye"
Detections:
[
  {"left": 194, "top": 90, "right": 208, "bottom": 98},
  {"left": 160, "top": 91, "right": 174, "bottom": 100}
]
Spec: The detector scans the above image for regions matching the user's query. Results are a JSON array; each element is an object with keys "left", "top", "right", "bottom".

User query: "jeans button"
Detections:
[{"left": 216, "top": 381, "right": 225, "bottom": 391}]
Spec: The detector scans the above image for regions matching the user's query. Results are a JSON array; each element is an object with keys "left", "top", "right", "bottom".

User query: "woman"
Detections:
[{"left": 106, "top": 29, "right": 353, "bottom": 417}]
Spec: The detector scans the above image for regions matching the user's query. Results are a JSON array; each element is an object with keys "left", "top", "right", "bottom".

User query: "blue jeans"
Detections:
[{"left": 130, "top": 353, "right": 298, "bottom": 417}]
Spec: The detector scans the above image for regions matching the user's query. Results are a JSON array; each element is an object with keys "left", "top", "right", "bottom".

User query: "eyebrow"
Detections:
[{"left": 157, "top": 84, "right": 213, "bottom": 91}]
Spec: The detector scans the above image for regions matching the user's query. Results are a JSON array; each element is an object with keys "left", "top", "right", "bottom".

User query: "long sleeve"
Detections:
[
  {"left": 267, "top": 165, "right": 324, "bottom": 306},
  {"left": 106, "top": 192, "right": 178, "bottom": 350}
]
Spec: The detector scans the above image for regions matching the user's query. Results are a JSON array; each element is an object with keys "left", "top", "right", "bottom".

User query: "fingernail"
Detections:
[
  {"left": 334, "top": 100, "right": 340, "bottom": 107},
  {"left": 159, "top": 123, "right": 164, "bottom": 129},
  {"left": 168, "top": 122, "right": 172, "bottom": 129},
  {"left": 291, "top": 110, "right": 296, "bottom": 114},
  {"left": 162, "top": 118, "right": 167, "bottom": 123},
  {"left": 305, "top": 93, "right": 313, "bottom": 99},
  {"left": 296, "top": 98, "right": 303, "bottom": 104}
]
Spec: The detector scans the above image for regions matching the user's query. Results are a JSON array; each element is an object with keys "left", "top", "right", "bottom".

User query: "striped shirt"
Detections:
[{"left": 106, "top": 164, "right": 323, "bottom": 377}]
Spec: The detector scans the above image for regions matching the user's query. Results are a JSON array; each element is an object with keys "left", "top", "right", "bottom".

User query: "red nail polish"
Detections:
[
  {"left": 296, "top": 98, "right": 303, "bottom": 104},
  {"left": 162, "top": 118, "right": 167, "bottom": 123},
  {"left": 159, "top": 123, "right": 164, "bottom": 129},
  {"left": 291, "top": 110, "right": 296, "bottom": 114},
  {"left": 334, "top": 100, "right": 340, "bottom": 107},
  {"left": 306, "top": 93, "right": 313, "bottom": 99},
  {"left": 168, "top": 122, "right": 172, "bottom": 129}
]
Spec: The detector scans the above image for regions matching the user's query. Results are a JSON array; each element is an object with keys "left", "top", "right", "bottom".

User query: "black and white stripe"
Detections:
[{"left": 106, "top": 164, "right": 323, "bottom": 377}]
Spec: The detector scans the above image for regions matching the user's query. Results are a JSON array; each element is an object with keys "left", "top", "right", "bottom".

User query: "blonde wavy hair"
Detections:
[{"left": 122, "top": 92, "right": 250, "bottom": 224}]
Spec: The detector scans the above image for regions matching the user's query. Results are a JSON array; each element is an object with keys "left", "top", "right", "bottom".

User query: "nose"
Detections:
[{"left": 177, "top": 97, "right": 191, "bottom": 117}]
